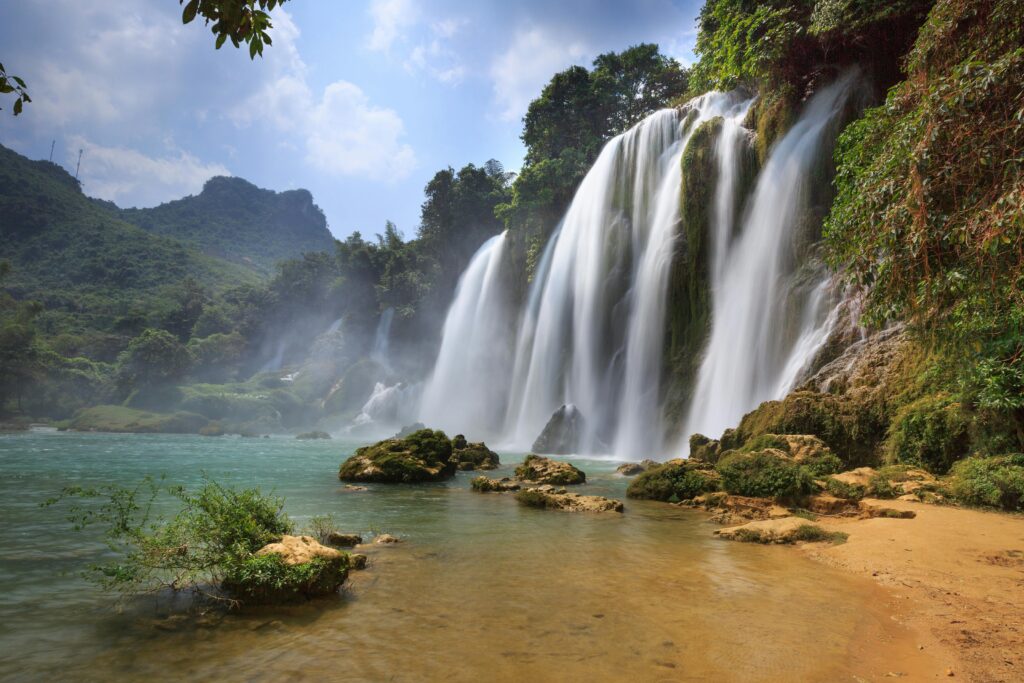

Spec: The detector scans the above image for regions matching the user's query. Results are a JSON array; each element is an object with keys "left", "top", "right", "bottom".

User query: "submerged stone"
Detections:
[{"left": 531, "top": 404, "right": 585, "bottom": 454}]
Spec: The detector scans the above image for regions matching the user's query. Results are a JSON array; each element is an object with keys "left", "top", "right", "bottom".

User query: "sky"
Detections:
[{"left": 0, "top": 0, "right": 702, "bottom": 239}]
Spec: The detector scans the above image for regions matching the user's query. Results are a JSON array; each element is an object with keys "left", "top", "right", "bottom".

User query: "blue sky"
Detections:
[{"left": 0, "top": 0, "right": 702, "bottom": 239}]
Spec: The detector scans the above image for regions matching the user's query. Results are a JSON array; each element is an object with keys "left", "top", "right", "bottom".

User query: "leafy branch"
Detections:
[
  {"left": 180, "top": 0, "right": 290, "bottom": 59},
  {"left": 0, "top": 62, "right": 30, "bottom": 115}
]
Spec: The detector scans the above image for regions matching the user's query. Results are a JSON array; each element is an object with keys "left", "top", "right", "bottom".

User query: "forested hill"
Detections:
[
  {"left": 0, "top": 143, "right": 260, "bottom": 359},
  {"left": 121, "top": 176, "right": 335, "bottom": 275}
]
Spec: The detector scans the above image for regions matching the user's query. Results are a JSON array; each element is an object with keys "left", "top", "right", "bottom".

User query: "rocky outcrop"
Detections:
[
  {"left": 451, "top": 435, "right": 500, "bottom": 471},
  {"left": 514, "top": 454, "right": 586, "bottom": 485},
  {"left": 234, "top": 534, "right": 350, "bottom": 602},
  {"left": 339, "top": 428, "right": 455, "bottom": 483},
  {"left": 615, "top": 459, "right": 659, "bottom": 476},
  {"left": 471, "top": 476, "right": 521, "bottom": 492},
  {"left": 715, "top": 517, "right": 844, "bottom": 544},
  {"left": 531, "top": 404, "right": 585, "bottom": 454},
  {"left": 326, "top": 532, "right": 362, "bottom": 547},
  {"left": 515, "top": 488, "right": 624, "bottom": 513}
]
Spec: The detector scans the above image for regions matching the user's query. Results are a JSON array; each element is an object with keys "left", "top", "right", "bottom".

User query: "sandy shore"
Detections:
[{"left": 798, "top": 499, "right": 1024, "bottom": 682}]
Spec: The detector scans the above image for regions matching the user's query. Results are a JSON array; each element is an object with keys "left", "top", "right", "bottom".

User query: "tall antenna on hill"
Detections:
[
  {"left": 49, "top": 139, "right": 55, "bottom": 162},
  {"left": 74, "top": 148, "right": 83, "bottom": 179}
]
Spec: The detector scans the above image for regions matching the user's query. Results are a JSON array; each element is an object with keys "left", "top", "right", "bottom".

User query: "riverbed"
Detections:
[{"left": 0, "top": 430, "right": 934, "bottom": 681}]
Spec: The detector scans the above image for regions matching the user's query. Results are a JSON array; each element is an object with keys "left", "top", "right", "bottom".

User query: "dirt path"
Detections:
[{"left": 801, "top": 499, "right": 1024, "bottom": 682}]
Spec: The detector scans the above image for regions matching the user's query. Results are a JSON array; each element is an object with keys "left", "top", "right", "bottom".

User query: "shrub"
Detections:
[
  {"left": 886, "top": 394, "right": 970, "bottom": 474},
  {"left": 824, "top": 477, "right": 865, "bottom": 500},
  {"left": 306, "top": 514, "right": 340, "bottom": 545},
  {"left": 43, "top": 476, "right": 320, "bottom": 606},
  {"left": 948, "top": 455, "right": 1024, "bottom": 511},
  {"left": 223, "top": 554, "right": 348, "bottom": 603},
  {"left": 716, "top": 450, "right": 813, "bottom": 500},
  {"left": 790, "top": 525, "right": 848, "bottom": 545},
  {"left": 626, "top": 461, "right": 720, "bottom": 502}
]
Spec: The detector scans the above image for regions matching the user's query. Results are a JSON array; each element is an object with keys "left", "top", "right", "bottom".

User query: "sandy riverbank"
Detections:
[{"left": 798, "top": 499, "right": 1024, "bottom": 682}]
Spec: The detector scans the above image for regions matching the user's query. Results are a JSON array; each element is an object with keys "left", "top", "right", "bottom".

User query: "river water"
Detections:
[{"left": 0, "top": 430, "right": 928, "bottom": 681}]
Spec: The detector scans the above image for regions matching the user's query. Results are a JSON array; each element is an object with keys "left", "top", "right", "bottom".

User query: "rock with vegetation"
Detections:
[
  {"left": 715, "top": 517, "right": 848, "bottom": 545},
  {"left": 471, "top": 476, "right": 521, "bottom": 493},
  {"left": 325, "top": 532, "right": 362, "bottom": 547},
  {"left": 515, "top": 489, "right": 624, "bottom": 513},
  {"left": 615, "top": 459, "right": 659, "bottom": 476},
  {"left": 627, "top": 459, "right": 720, "bottom": 502},
  {"left": 688, "top": 434, "right": 722, "bottom": 463},
  {"left": 338, "top": 429, "right": 455, "bottom": 483},
  {"left": 296, "top": 431, "right": 331, "bottom": 440},
  {"left": 62, "top": 405, "right": 209, "bottom": 434},
  {"left": 531, "top": 404, "right": 586, "bottom": 454},
  {"left": 716, "top": 449, "right": 813, "bottom": 501},
  {"left": 514, "top": 454, "right": 586, "bottom": 485},
  {"left": 228, "top": 535, "right": 349, "bottom": 603},
  {"left": 450, "top": 434, "right": 500, "bottom": 470}
]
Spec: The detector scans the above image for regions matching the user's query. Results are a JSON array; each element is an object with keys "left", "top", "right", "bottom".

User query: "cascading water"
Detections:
[
  {"left": 502, "top": 93, "right": 751, "bottom": 458},
  {"left": 418, "top": 231, "right": 513, "bottom": 436},
  {"left": 682, "top": 73, "right": 859, "bottom": 444}
]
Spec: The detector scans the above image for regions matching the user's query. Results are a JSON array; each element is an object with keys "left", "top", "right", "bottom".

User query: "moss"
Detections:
[
  {"left": 789, "top": 524, "right": 848, "bottom": 545},
  {"left": 514, "top": 454, "right": 586, "bottom": 485},
  {"left": 947, "top": 454, "right": 1024, "bottom": 511},
  {"left": 824, "top": 477, "right": 865, "bottom": 501},
  {"left": 885, "top": 393, "right": 971, "bottom": 474},
  {"left": 64, "top": 405, "right": 208, "bottom": 434},
  {"left": 746, "top": 86, "right": 798, "bottom": 165},
  {"left": 626, "top": 460, "right": 721, "bottom": 502},
  {"left": 688, "top": 433, "right": 722, "bottom": 463},
  {"left": 514, "top": 489, "right": 551, "bottom": 509},
  {"left": 716, "top": 449, "right": 813, "bottom": 501},
  {"left": 223, "top": 553, "right": 349, "bottom": 603},
  {"left": 338, "top": 428, "right": 455, "bottom": 483},
  {"left": 451, "top": 439, "right": 500, "bottom": 470}
]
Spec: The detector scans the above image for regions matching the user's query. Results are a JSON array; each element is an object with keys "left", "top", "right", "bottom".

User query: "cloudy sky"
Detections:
[{"left": 0, "top": 0, "right": 702, "bottom": 239}]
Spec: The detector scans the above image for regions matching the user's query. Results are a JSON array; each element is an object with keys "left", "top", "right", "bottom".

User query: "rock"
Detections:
[
  {"left": 514, "top": 454, "right": 586, "bottom": 485},
  {"left": 296, "top": 431, "right": 331, "bottom": 440},
  {"left": 806, "top": 494, "right": 858, "bottom": 516},
  {"left": 616, "top": 459, "right": 659, "bottom": 476},
  {"left": 626, "top": 459, "right": 720, "bottom": 501},
  {"left": 531, "top": 404, "right": 585, "bottom": 454},
  {"left": 256, "top": 534, "right": 344, "bottom": 565},
  {"left": 689, "top": 434, "right": 722, "bottom": 463},
  {"left": 326, "top": 532, "right": 362, "bottom": 547},
  {"left": 350, "top": 554, "right": 368, "bottom": 570},
  {"left": 471, "top": 476, "right": 520, "bottom": 493},
  {"left": 392, "top": 422, "right": 426, "bottom": 438},
  {"left": 451, "top": 437, "right": 500, "bottom": 471},
  {"left": 831, "top": 467, "right": 878, "bottom": 488},
  {"left": 339, "top": 428, "right": 455, "bottom": 483},
  {"left": 374, "top": 533, "right": 401, "bottom": 544},
  {"left": 715, "top": 517, "right": 841, "bottom": 544},
  {"left": 515, "top": 488, "right": 624, "bottom": 513},
  {"left": 341, "top": 484, "right": 368, "bottom": 492},
  {"left": 858, "top": 502, "right": 916, "bottom": 519}
]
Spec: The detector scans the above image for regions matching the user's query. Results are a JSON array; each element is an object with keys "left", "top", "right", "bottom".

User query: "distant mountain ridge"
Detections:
[{"left": 121, "top": 176, "right": 336, "bottom": 275}]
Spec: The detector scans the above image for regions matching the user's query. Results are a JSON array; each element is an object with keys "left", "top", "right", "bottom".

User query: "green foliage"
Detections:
[
  {"left": 825, "top": 0, "right": 1024, "bottom": 451},
  {"left": 789, "top": 524, "right": 848, "bottom": 544},
  {"left": 824, "top": 477, "right": 866, "bottom": 500},
  {"left": 223, "top": 553, "right": 347, "bottom": 603},
  {"left": 947, "top": 454, "right": 1024, "bottom": 511},
  {"left": 117, "top": 328, "right": 192, "bottom": 389},
  {"left": 305, "top": 513, "right": 340, "bottom": 545},
  {"left": 45, "top": 476, "right": 297, "bottom": 604},
  {"left": 885, "top": 393, "right": 971, "bottom": 473},
  {"left": 0, "top": 62, "right": 30, "bottom": 115},
  {"left": 187, "top": 332, "right": 246, "bottom": 383},
  {"left": 63, "top": 405, "right": 208, "bottom": 434},
  {"left": 180, "top": 0, "right": 289, "bottom": 58},
  {"left": 626, "top": 461, "right": 720, "bottom": 502},
  {"left": 121, "top": 177, "right": 335, "bottom": 277},
  {"left": 716, "top": 450, "right": 814, "bottom": 500}
]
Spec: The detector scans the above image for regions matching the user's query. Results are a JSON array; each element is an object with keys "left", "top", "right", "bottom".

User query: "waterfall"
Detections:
[
  {"left": 418, "top": 231, "right": 513, "bottom": 436},
  {"left": 682, "top": 73, "right": 859, "bottom": 444},
  {"left": 371, "top": 307, "right": 394, "bottom": 368},
  {"left": 501, "top": 94, "right": 749, "bottom": 458}
]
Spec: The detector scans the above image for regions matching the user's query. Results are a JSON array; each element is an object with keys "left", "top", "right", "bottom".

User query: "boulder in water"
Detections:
[
  {"left": 471, "top": 476, "right": 520, "bottom": 493},
  {"left": 228, "top": 534, "right": 350, "bottom": 602},
  {"left": 326, "top": 532, "right": 362, "bottom": 547},
  {"left": 615, "top": 459, "right": 659, "bottom": 476},
  {"left": 515, "top": 489, "right": 623, "bottom": 513},
  {"left": 451, "top": 435, "right": 500, "bottom": 470},
  {"left": 514, "top": 454, "right": 586, "bottom": 485},
  {"left": 531, "top": 404, "right": 585, "bottom": 454},
  {"left": 338, "top": 428, "right": 455, "bottom": 483}
]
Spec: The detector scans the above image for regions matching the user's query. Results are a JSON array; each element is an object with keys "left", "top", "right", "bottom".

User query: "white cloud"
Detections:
[
  {"left": 490, "top": 28, "right": 590, "bottom": 121},
  {"left": 70, "top": 136, "right": 230, "bottom": 207},
  {"left": 232, "top": 9, "right": 416, "bottom": 181},
  {"left": 367, "top": 0, "right": 418, "bottom": 52}
]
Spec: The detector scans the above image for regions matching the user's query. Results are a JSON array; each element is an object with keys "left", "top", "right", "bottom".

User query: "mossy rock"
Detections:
[
  {"left": 716, "top": 449, "right": 813, "bottom": 501},
  {"left": 626, "top": 459, "right": 721, "bottom": 502},
  {"left": 885, "top": 393, "right": 970, "bottom": 474},
  {"left": 224, "top": 548, "right": 349, "bottom": 604},
  {"left": 451, "top": 436, "right": 500, "bottom": 470},
  {"left": 514, "top": 454, "right": 586, "bottom": 485},
  {"left": 689, "top": 434, "right": 722, "bottom": 463},
  {"left": 338, "top": 428, "right": 455, "bottom": 483}
]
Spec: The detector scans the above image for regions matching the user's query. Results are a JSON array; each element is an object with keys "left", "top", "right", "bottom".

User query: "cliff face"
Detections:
[{"left": 121, "top": 176, "right": 336, "bottom": 276}]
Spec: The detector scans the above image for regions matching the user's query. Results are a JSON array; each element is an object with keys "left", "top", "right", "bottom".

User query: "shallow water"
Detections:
[{"left": 0, "top": 431, "right": 927, "bottom": 681}]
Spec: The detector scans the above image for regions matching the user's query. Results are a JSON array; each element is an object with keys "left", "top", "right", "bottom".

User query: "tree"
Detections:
[
  {"left": 180, "top": 0, "right": 291, "bottom": 58},
  {"left": 117, "top": 328, "right": 192, "bottom": 389}
]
